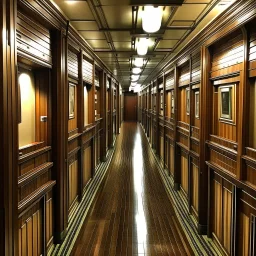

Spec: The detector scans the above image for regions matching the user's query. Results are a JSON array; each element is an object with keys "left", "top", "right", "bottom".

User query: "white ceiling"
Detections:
[{"left": 52, "top": 0, "right": 235, "bottom": 89}]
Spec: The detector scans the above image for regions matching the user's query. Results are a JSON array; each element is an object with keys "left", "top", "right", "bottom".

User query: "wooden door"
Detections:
[{"left": 124, "top": 94, "right": 138, "bottom": 121}]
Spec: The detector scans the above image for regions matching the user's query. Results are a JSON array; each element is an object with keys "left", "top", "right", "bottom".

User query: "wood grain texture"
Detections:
[{"left": 72, "top": 122, "right": 192, "bottom": 256}]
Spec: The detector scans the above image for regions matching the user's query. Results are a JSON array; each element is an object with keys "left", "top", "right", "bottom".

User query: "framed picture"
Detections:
[
  {"left": 195, "top": 91, "right": 200, "bottom": 119},
  {"left": 186, "top": 87, "right": 190, "bottom": 115},
  {"left": 69, "top": 83, "right": 75, "bottom": 119},
  {"left": 218, "top": 84, "right": 235, "bottom": 122},
  {"left": 171, "top": 90, "right": 175, "bottom": 114}
]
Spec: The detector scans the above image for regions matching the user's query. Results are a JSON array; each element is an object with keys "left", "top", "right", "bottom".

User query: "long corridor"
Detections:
[{"left": 72, "top": 123, "right": 192, "bottom": 256}]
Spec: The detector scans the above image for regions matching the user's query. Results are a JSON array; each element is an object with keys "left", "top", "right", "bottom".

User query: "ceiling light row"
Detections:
[{"left": 136, "top": 6, "right": 163, "bottom": 56}]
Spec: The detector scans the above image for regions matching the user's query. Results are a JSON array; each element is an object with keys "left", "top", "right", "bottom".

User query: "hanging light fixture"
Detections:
[
  {"left": 131, "top": 75, "right": 140, "bottom": 81},
  {"left": 132, "top": 67, "right": 142, "bottom": 74},
  {"left": 133, "top": 84, "right": 141, "bottom": 93},
  {"left": 134, "top": 58, "right": 144, "bottom": 67},
  {"left": 142, "top": 6, "right": 162, "bottom": 33},
  {"left": 137, "top": 38, "right": 148, "bottom": 56}
]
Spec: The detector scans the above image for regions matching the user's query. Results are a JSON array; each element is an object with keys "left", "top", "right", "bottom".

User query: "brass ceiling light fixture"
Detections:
[{"left": 142, "top": 6, "right": 163, "bottom": 33}]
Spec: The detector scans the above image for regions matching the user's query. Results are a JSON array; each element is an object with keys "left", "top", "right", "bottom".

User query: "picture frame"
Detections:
[
  {"left": 218, "top": 84, "right": 235, "bottom": 123},
  {"left": 69, "top": 83, "right": 75, "bottom": 119},
  {"left": 186, "top": 87, "right": 190, "bottom": 115},
  {"left": 195, "top": 91, "right": 199, "bottom": 119},
  {"left": 171, "top": 90, "right": 175, "bottom": 114}
]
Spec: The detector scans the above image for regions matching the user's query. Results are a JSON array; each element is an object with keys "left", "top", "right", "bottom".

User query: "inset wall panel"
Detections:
[
  {"left": 191, "top": 163, "right": 199, "bottom": 215},
  {"left": 83, "top": 146, "right": 92, "bottom": 188},
  {"left": 83, "top": 58, "right": 93, "bottom": 85},
  {"left": 68, "top": 49, "right": 79, "bottom": 79},
  {"left": 18, "top": 205, "right": 43, "bottom": 256},
  {"left": 68, "top": 158, "right": 78, "bottom": 209},
  {"left": 17, "top": 12, "right": 52, "bottom": 67},
  {"left": 180, "top": 152, "right": 188, "bottom": 196},
  {"left": 238, "top": 213, "right": 250, "bottom": 256},
  {"left": 210, "top": 31, "right": 243, "bottom": 79}
]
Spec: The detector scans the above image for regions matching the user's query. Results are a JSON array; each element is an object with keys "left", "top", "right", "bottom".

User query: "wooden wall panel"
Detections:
[
  {"left": 83, "top": 146, "right": 92, "bottom": 189},
  {"left": 17, "top": 12, "right": 52, "bottom": 67},
  {"left": 83, "top": 59, "right": 93, "bottom": 85},
  {"left": 210, "top": 32, "right": 243, "bottom": 79},
  {"left": 180, "top": 152, "right": 188, "bottom": 196},
  {"left": 249, "top": 30, "right": 256, "bottom": 77},
  {"left": 169, "top": 144, "right": 175, "bottom": 176},
  {"left": 238, "top": 213, "right": 250, "bottom": 256},
  {"left": 178, "top": 63, "right": 190, "bottom": 87},
  {"left": 178, "top": 88, "right": 189, "bottom": 124},
  {"left": 68, "top": 158, "right": 78, "bottom": 210},
  {"left": 191, "top": 163, "right": 199, "bottom": 215},
  {"left": 68, "top": 48, "right": 78, "bottom": 79},
  {"left": 192, "top": 52, "right": 201, "bottom": 83},
  {"left": 249, "top": 80, "right": 256, "bottom": 148},
  {"left": 18, "top": 204, "right": 43, "bottom": 256}
]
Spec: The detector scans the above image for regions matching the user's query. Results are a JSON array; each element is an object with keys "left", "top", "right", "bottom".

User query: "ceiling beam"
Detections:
[
  {"left": 94, "top": 50, "right": 170, "bottom": 55},
  {"left": 98, "top": 26, "right": 192, "bottom": 32},
  {"left": 129, "top": 0, "right": 185, "bottom": 6}
]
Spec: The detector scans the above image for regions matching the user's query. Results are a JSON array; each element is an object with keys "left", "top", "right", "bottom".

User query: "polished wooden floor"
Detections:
[{"left": 72, "top": 122, "right": 193, "bottom": 256}]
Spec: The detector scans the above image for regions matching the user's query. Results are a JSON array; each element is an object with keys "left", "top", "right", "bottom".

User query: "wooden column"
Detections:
[
  {"left": 163, "top": 73, "right": 166, "bottom": 167},
  {"left": 78, "top": 49, "right": 84, "bottom": 199},
  {"left": 199, "top": 46, "right": 211, "bottom": 235},
  {"left": 101, "top": 71, "right": 107, "bottom": 161},
  {"left": 188, "top": 55, "right": 193, "bottom": 213},
  {"left": 0, "top": 0, "right": 18, "bottom": 254},
  {"left": 109, "top": 78, "right": 113, "bottom": 147},
  {"left": 173, "top": 65, "right": 180, "bottom": 190},
  {"left": 51, "top": 28, "right": 68, "bottom": 242},
  {"left": 116, "top": 83, "right": 120, "bottom": 134},
  {"left": 237, "top": 26, "right": 250, "bottom": 179},
  {"left": 155, "top": 80, "right": 160, "bottom": 156}
]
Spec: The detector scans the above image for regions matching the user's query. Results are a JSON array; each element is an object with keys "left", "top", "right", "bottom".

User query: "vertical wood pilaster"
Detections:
[
  {"left": 0, "top": 0, "right": 18, "bottom": 254},
  {"left": 51, "top": 28, "right": 68, "bottom": 243},
  {"left": 101, "top": 71, "right": 107, "bottom": 161},
  {"left": 198, "top": 46, "right": 211, "bottom": 234},
  {"left": 173, "top": 65, "right": 180, "bottom": 190}
]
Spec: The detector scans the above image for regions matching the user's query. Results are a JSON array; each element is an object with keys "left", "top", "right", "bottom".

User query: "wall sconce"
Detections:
[{"left": 142, "top": 6, "right": 162, "bottom": 33}]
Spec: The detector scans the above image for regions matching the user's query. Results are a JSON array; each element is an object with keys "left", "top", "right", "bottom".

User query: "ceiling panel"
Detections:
[
  {"left": 170, "top": 20, "right": 194, "bottom": 26},
  {"left": 157, "top": 40, "right": 179, "bottom": 49},
  {"left": 171, "top": 4, "right": 207, "bottom": 20},
  {"left": 184, "top": 0, "right": 211, "bottom": 3},
  {"left": 113, "top": 41, "right": 132, "bottom": 51},
  {"left": 71, "top": 21, "right": 99, "bottom": 31},
  {"left": 86, "top": 40, "right": 110, "bottom": 49},
  {"left": 54, "top": 0, "right": 94, "bottom": 20},
  {"left": 79, "top": 31, "right": 106, "bottom": 40},
  {"left": 110, "top": 31, "right": 131, "bottom": 41},
  {"left": 163, "top": 30, "right": 187, "bottom": 40},
  {"left": 100, "top": 0, "right": 130, "bottom": 5},
  {"left": 102, "top": 6, "right": 132, "bottom": 28}
]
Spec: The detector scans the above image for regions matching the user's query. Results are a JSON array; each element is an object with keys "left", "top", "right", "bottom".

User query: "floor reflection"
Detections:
[{"left": 133, "top": 130, "right": 147, "bottom": 253}]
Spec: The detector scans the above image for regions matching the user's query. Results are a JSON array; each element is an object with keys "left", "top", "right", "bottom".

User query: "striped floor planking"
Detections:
[{"left": 72, "top": 122, "right": 194, "bottom": 256}]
